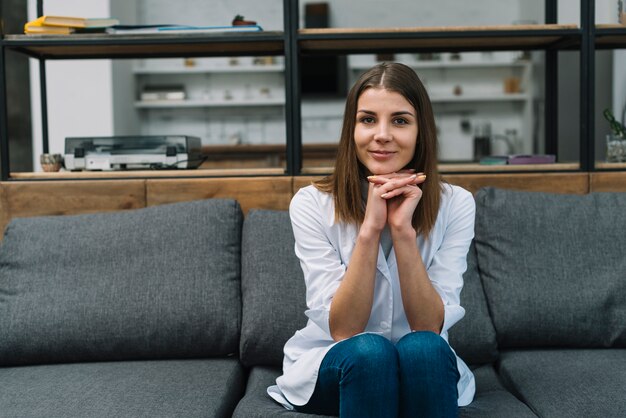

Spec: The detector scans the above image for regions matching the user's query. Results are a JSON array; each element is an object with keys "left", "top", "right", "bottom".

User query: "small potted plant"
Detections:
[
  {"left": 232, "top": 15, "right": 257, "bottom": 26},
  {"left": 603, "top": 108, "right": 626, "bottom": 162}
]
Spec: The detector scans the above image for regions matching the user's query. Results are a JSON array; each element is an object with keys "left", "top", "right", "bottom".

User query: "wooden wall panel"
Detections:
[
  {"left": 590, "top": 172, "right": 626, "bottom": 192},
  {"left": 0, "top": 184, "right": 9, "bottom": 236},
  {"left": 443, "top": 173, "right": 589, "bottom": 195},
  {"left": 2, "top": 180, "right": 146, "bottom": 220},
  {"left": 293, "top": 173, "right": 590, "bottom": 195},
  {"left": 292, "top": 176, "right": 322, "bottom": 193},
  {"left": 146, "top": 177, "right": 292, "bottom": 214}
]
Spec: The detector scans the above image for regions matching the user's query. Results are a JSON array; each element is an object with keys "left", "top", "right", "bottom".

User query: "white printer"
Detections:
[{"left": 64, "top": 136, "right": 203, "bottom": 171}]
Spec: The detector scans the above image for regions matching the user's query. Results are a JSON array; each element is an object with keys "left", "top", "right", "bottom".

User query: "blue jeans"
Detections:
[{"left": 294, "top": 332, "right": 460, "bottom": 418}]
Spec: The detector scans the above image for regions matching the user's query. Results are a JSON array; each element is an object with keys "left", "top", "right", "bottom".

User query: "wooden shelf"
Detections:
[
  {"left": 299, "top": 24, "right": 581, "bottom": 54},
  {"left": 301, "top": 162, "right": 580, "bottom": 175},
  {"left": 3, "top": 32, "right": 285, "bottom": 59},
  {"left": 10, "top": 167, "right": 286, "bottom": 180},
  {"left": 595, "top": 161, "right": 626, "bottom": 169},
  {"left": 595, "top": 24, "right": 626, "bottom": 49}
]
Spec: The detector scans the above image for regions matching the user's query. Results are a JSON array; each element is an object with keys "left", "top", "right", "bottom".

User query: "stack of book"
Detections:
[{"left": 24, "top": 16, "right": 120, "bottom": 35}]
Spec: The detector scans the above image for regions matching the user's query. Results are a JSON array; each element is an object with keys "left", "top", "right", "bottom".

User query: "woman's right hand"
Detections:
[{"left": 362, "top": 180, "right": 389, "bottom": 234}]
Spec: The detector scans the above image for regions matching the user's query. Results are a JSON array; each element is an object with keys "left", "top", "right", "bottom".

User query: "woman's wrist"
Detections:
[
  {"left": 358, "top": 223, "right": 383, "bottom": 243},
  {"left": 390, "top": 224, "right": 417, "bottom": 242}
]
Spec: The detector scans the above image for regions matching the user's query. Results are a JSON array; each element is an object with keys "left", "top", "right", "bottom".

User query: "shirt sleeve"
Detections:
[
  {"left": 289, "top": 188, "right": 345, "bottom": 337},
  {"left": 427, "top": 186, "right": 476, "bottom": 335}
]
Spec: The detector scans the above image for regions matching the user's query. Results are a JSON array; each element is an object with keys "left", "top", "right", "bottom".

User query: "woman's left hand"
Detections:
[{"left": 367, "top": 171, "right": 426, "bottom": 230}]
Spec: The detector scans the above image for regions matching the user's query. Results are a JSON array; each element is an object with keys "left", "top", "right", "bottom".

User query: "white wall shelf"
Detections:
[
  {"left": 135, "top": 97, "right": 286, "bottom": 108},
  {"left": 132, "top": 64, "right": 285, "bottom": 74},
  {"left": 430, "top": 93, "right": 530, "bottom": 102},
  {"left": 350, "top": 60, "right": 530, "bottom": 71}
]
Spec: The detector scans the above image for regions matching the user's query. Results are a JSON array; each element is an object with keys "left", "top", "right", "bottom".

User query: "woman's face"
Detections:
[{"left": 353, "top": 87, "right": 418, "bottom": 176}]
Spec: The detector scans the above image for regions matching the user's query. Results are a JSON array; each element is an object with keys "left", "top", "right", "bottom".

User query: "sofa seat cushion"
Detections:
[
  {"left": 232, "top": 366, "right": 336, "bottom": 418},
  {"left": 0, "top": 358, "right": 245, "bottom": 418},
  {"left": 232, "top": 365, "right": 536, "bottom": 418},
  {"left": 498, "top": 349, "right": 626, "bottom": 418},
  {"left": 0, "top": 199, "right": 243, "bottom": 366},
  {"left": 459, "top": 365, "right": 538, "bottom": 418}
]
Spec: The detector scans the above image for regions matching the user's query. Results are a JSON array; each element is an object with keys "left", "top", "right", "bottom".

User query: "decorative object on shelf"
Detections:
[
  {"left": 607, "top": 135, "right": 626, "bottom": 162},
  {"left": 228, "top": 133, "right": 242, "bottom": 145},
  {"left": 376, "top": 53, "right": 394, "bottom": 62},
  {"left": 603, "top": 108, "right": 626, "bottom": 162},
  {"left": 253, "top": 56, "right": 276, "bottom": 66},
  {"left": 40, "top": 153, "right": 63, "bottom": 172},
  {"left": 450, "top": 52, "right": 461, "bottom": 61},
  {"left": 259, "top": 87, "right": 271, "bottom": 98},
  {"left": 232, "top": 15, "right": 257, "bottom": 26},
  {"left": 507, "top": 154, "right": 556, "bottom": 164},
  {"left": 416, "top": 53, "right": 441, "bottom": 61},
  {"left": 184, "top": 58, "right": 196, "bottom": 67},
  {"left": 229, "top": 57, "right": 240, "bottom": 66},
  {"left": 473, "top": 121, "right": 492, "bottom": 162},
  {"left": 503, "top": 76, "right": 522, "bottom": 93},
  {"left": 453, "top": 85, "right": 463, "bottom": 96},
  {"left": 140, "top": 85, "right": 185, "bottom": 101}
]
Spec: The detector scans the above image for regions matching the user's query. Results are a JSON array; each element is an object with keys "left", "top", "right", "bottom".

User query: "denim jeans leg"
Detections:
[
  {"left": 295, "top": 333, "right": 399, "bottom": 418},
  {"left": 396, "top": 331, "right": 460, "bottom": 418}
]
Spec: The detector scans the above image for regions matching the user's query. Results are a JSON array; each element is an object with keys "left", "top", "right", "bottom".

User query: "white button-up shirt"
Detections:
[{"left": 268, "top": 183, "right": 476, "bottom": 409}]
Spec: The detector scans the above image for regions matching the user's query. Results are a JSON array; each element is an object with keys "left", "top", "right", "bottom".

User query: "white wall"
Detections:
[{"left": 28, "top": 0, "right": 114, "bottom": 171}]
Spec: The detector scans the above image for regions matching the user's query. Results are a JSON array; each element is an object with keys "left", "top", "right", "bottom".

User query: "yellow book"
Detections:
[
  {"left": 24, "top": 21, "right": 74, "bottom": 35},
  {"left": 26, "top": 15, "right": 119, "bottom": 29}
]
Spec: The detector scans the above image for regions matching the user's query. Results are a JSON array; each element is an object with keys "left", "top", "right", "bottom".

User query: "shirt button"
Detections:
[{"left": 380, "top": 321, "right": 390, "bottom": 329}]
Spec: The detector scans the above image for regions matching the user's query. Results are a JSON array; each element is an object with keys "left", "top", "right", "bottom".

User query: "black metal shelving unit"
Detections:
[{"left": 0, "top": 0, "right": 613, "bottom": 181}]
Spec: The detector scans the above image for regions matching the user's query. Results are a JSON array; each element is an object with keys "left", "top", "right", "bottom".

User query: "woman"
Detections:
[{"left": 268, "top": 62, "right": 475, "bottom": 417}]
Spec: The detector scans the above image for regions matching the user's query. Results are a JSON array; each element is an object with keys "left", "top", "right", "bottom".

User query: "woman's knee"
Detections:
[
  {"left": 396, "top": 331, "right": 455, "bottom": 365},
  {"left": 337, "top": 333, "right": 398, "bottom": 371}
]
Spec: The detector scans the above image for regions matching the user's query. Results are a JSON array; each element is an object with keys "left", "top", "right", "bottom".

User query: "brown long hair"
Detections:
[{"left": 314, "top": 62, "right": 443, "bottom": 237}]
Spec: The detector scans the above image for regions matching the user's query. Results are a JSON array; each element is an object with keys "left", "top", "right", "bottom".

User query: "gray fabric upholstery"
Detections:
[
  {"left": 498, "top": 349, "right": 626, "bottom": 418},
  {"left": 240, "top": 210, "right": 308, "bottom": 367},
  {"left": 232, "top": 365, "right": 537, "bottom": 418},
  {"left": 0, "top": 199, "right": 243, "bottom": 366},
  {"left": 474, "top": 188, "right": 626, "bottom": 348},
  {"left": 449, "top": 242, "right": 499, "bottom": 365},
  {"left": 232, "top": 367, "right": 333, "bottom": 418},
  {"left": 0, "top": 358, "right": 245, "bottom": 418},
  {"left": 459, "top": 365, "right": 538, "bottom": 418}
]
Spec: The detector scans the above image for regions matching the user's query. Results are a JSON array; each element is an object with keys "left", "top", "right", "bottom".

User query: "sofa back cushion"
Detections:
[
  {"left": 239, "top": 209, "right": 498, "bottom": 367},
  {"left": 239, "top": 210, "right": 308, "bottom": 367},
  {"left": 474, "top": 187, "right": 626, "bottom": 348},
  {"left": 448, "top": 242, "right": 499, "bottom": 365},
  {"left": 0, "top": 199, "right": 243, "bottom": 366}
]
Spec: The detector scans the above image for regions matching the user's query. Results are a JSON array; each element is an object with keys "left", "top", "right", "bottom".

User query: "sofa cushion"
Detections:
[
  {"left": 459, "top": 365, "right": 538, "bottom": 418},
  {"left": 239, "top": 210, "right": 308, "bottom": 367},
  {"left": 0, "top": 358, "right": 245, "bottom": 418},
  {"left": 0, "top": 199, "right": 242, "bottom": 366},
  {"left": 233, "top": 366, "right": 333, "bottom": 418},
  {"left": 232, "top": 365, "right": 537, "bottom": 418},
  {"left": 498, "top": 349, "right": 626, "bottom": 418},
  {"left": 448, "top": 242, "right": 499, "bottom": 365},
  {"left": 474, "top": 188, "right": 626, "bottom": 348}
]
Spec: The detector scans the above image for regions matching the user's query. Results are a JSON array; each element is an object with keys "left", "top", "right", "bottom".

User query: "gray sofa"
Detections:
[{"left": 0, "top": 187, "right": 624, "bottom": 417}]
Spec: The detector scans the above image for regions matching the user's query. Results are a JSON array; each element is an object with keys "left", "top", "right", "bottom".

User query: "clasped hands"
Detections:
[{"left": 364, "top": 169, "right": 426, "bottom": 232}]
